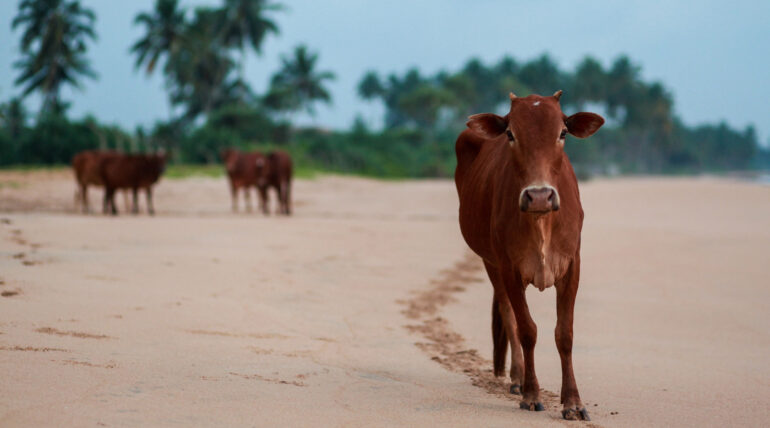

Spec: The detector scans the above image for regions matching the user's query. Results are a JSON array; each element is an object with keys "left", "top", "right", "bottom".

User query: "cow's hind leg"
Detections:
[
  {"left": 146, "top": 187, "right": 155, "bottom": 216},
  {"left": 279, "top": 181, "right": 289, "bottom": 215},
  {"left": 285, "top": 180, "right": 292, "bottom": 215},
  {"left": 555, "top": 256, "right": 589, "bottom": 421},
  {"left": 244, "top": 187, "right": 252, "bottom": 212},
  {"left": 504, "top": 270, "right": 543, "bottom": 411},
  {"left": 484, "top": 261, "right": 524, "bottom": 394},
  {"left": 131, "top": 188, "right": 140, "bottom": 215},
  {"left": 105, "top": 188, "right": 118, "bottom": 216},
  {"left": 102, "top": 188, "right": 109, "bottom": 214},
  {"left": 258, "top": 186, "right": 269, "bottom": 215},
  {"left": 230, "top": 184, "right": 238, "bottom": 212},
  {"left": 79, "top": 184, "right": 90, "bottom": 213}
]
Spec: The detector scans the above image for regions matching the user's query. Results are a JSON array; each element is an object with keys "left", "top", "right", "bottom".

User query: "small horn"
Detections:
[
  {"left": 509, "top": 92, "right": 517, "bottom": 101},
  {"left": 553, "top": 90, "right": 563, "bottom": 100}
]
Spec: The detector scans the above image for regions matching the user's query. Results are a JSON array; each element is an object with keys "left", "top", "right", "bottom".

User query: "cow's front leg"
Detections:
[
  {"left": 258, "top": 186, "right": 269, "bottom": 215},
  {"left": 244, "top": 187, "right": 252, "bottom": 212},
  {"left": 230, "top": 184, "right": 238, "bottom": 212},
  {"left": 146, "top": 187, "right": 155, "bottom": 216},
  {"left": 505, "top": 271, "right": 543, "bottom": 411},
  {"left": 484, "top": 261, "right": 524, "bottom": 394},
  {"left": 131, "top": 188, "right": 140, "bottom": 214},
  {"left": 555, "top": 256, "right": 589, "bottom": 421}
]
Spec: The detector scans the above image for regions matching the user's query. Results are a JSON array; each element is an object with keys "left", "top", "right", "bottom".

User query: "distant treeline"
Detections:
[
  {"left": 354, "top": 55, "right": 766, "bottom": 176},
  {"left": 0, "top": 0, "right": 767, "bottom": 177}
]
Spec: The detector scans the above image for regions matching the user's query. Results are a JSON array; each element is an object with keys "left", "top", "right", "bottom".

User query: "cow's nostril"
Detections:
[
  {"left": 547, "top": 190, "right": 555, "bottom": 201},
  {"left": 526, "top": 191, "right": 534, "bottom": 202}
]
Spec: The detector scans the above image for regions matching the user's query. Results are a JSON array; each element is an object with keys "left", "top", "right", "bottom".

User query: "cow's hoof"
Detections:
[
  {"left": 562, "top": 407, "right": 590, "bottom": 421},
  {"left": 509, "top": 384, "right": 521, "bottom": 395},
  {"left": 519, "top": 401, "right": 545, "bottom": 411}
]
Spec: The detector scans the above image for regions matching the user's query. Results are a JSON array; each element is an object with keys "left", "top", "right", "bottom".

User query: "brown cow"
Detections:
[
  {"left": 222, "top": 149, "right": 262, "bottom": 213},
  {"left": 455, "top": 91, "right": 603, "bottom": 420},
  {"left": 72, "top": 150, "right": 123, "bottom": 214},
  {"left": 255, "top": 150, "right": 293, "bottom": 215},
  {"left": 100, "top": 152, "right": 167, "bottom": 215}
]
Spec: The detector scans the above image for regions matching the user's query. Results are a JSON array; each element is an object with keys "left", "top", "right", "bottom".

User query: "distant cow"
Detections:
[
  {"left": 72, "top": 150, "right": 121, "bottom": 214},
  {"left": 255, "top": 150, "right": 293, "bottom": 215},
  {"left": 455, "top": 91, "right": 603, "bottom": 420},
  {"left": 99, "top": 152, "right": 167, "bottom": 215},
  {"left": 222, "top": 149, "right": 262, "bottom": 212}
]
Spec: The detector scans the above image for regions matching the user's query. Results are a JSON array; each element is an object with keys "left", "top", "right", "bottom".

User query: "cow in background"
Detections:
[
  {"left": 255, "top": 150, "right": 293, "bottom": 215},
  {"left": 100, "top": 152, "right": 168, "bottom": 215},
  {"left": 72, "top": 150, "right": 123, "bottom": 214},
  {"left": 221, "top": 149, "right": 263, "bottom": 213}
]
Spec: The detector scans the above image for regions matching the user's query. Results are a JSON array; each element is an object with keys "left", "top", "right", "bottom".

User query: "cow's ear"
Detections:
[
  {"left": 467, "top": 113, "right": 507, "bottom": 138},
  {"left": 565, "top": 112, "right": 604, "bottom": 138}
]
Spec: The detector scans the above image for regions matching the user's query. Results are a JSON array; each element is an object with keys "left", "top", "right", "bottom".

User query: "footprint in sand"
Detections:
[
  {"left": 0, "top": 345, "right": 70, "bottom": 353},
  {"left": 35, "top": 327, "right": 112, "bottom": 339},
  {"left": 400, "top": 252, "right": 563, "bottom": 409}
]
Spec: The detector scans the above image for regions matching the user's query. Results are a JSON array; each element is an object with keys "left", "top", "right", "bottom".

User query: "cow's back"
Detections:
[
  {"left": 100, "top": 155, "right": 142, "bottom": 189},
  {"left": 225, "top": 151, "right": 259, "bottom": 186},
  {"left": 72, "top": 152, "right": 91, "bottom": 184},
  {"left": 74, "top": 151, "right": 119, "bottom": 186},
  {"left": 455, "top": 130, "right": 508, "bottom": 262}
]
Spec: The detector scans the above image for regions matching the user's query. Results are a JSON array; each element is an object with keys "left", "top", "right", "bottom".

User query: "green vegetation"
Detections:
[
  {"left": 1, "top": 0, "right": 767, "bottom": 178},
  {"left": 12, "top": 0, "right": 97, "bottom": 114}
]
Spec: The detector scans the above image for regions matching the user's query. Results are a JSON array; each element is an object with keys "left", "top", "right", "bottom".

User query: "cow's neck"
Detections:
[
  {"left": 509, "top": 204, "right": 572, "bottom": 292},
  {"left": 529, "top": 214, "right": 555, "bottom": 291}
]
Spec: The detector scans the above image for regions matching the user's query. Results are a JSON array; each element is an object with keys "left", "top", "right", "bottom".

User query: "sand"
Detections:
[{"left": 0, "top": 171, "right": 768, "bottom": 427}]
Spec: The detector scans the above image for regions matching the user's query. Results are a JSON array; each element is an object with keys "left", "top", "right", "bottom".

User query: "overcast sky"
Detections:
[{"left": 1, "top": 0, "right": 768, "bottom": 143}]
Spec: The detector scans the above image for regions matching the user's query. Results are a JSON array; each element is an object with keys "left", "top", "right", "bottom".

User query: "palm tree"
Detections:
[
  {"left": 130, "top": 0, "right": 186, "bottom": 75},
  {"left": 571, "top": 57, "right": 606, "bottom": 109},
  {"left": 219, "top": 0, "right": 282, "bottom": 81},
  {"left": 167, "top": 8, "right": 237, "bottom": 121},
  {"left": 357, "top": 71, "right": 384, "bottom": 101},
  {"left": 12, "top": 0, "right": 97, "bottom": 114},
  {"left": 265, "top": 45, "right": 335, "bottom": 118}
]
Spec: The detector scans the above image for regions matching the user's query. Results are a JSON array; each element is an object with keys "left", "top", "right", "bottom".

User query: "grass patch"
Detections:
[
  {"left": 0, "top": 180, "right": 23, "bottom": 189},
  {"left": 165, "top": 164, "right": 225, "bottom": 179},
  {"left": 0, "top": 164, "right": 69, "bottom": 173},
  {"left": 0, "top": 163, "right": 392, "bottom": 182},
  {"left": 166, "top": 163, "right": 324, "bottom": 180}
]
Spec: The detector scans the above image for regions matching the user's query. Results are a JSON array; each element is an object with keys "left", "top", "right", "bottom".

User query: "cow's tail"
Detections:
[{"left": 492, "top": 295, "right": 508, "bottom": 377}]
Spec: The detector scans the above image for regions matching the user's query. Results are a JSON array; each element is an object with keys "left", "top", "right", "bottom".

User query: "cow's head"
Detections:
[
  {"left": 466, "top": 91, "right": 604, "bottom": 214},
  {"left": 155, "top": 149, "right": 169, "bottom": 173}
]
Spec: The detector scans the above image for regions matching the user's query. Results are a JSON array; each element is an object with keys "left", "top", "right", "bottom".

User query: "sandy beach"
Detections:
[{"left": 0, "top": 171, "right": 768, "bottom": 427}]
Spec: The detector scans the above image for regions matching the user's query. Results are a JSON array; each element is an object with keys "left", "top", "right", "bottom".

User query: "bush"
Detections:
[{"left": 18, "top": 114, "right": 98, "bottom": 164}]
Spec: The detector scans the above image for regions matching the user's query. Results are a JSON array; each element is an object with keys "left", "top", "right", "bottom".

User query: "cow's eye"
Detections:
[
  {"left": 559, "top": 129, "right": 567, "bottom": 140},
  {"left": 506, "top": 129, "right": 515, "bottom": 142}
]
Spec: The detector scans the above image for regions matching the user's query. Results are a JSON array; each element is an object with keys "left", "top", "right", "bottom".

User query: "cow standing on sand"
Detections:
[
  {"left": 455, "top": 91, "right": 603, "bottom": 420},
  {"left": 255, "top": 150, "right": 293, "bottom": 216},
  {"left": 100, "top": 152, "right": 167, "bottom": 215},
  {"left": 222, "top": 149, "right": 262, "bottom": 213},
  {"left": 72, "top": 150, "right": 120, "bottom": 213}
]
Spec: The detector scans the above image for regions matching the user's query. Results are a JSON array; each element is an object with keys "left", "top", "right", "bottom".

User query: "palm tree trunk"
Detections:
[{"left": 240, "top": 47, "right": 246, "bottom": 83}]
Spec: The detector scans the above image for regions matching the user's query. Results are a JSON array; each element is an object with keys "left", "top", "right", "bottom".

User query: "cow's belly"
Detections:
[{"left": 458, "top": 206, "right": 496, "bottom": 262}]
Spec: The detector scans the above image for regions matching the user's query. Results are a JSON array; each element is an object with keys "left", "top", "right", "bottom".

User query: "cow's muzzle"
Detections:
[{"left": 519, "top": 185, "right": 559, "bottom": 213}]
